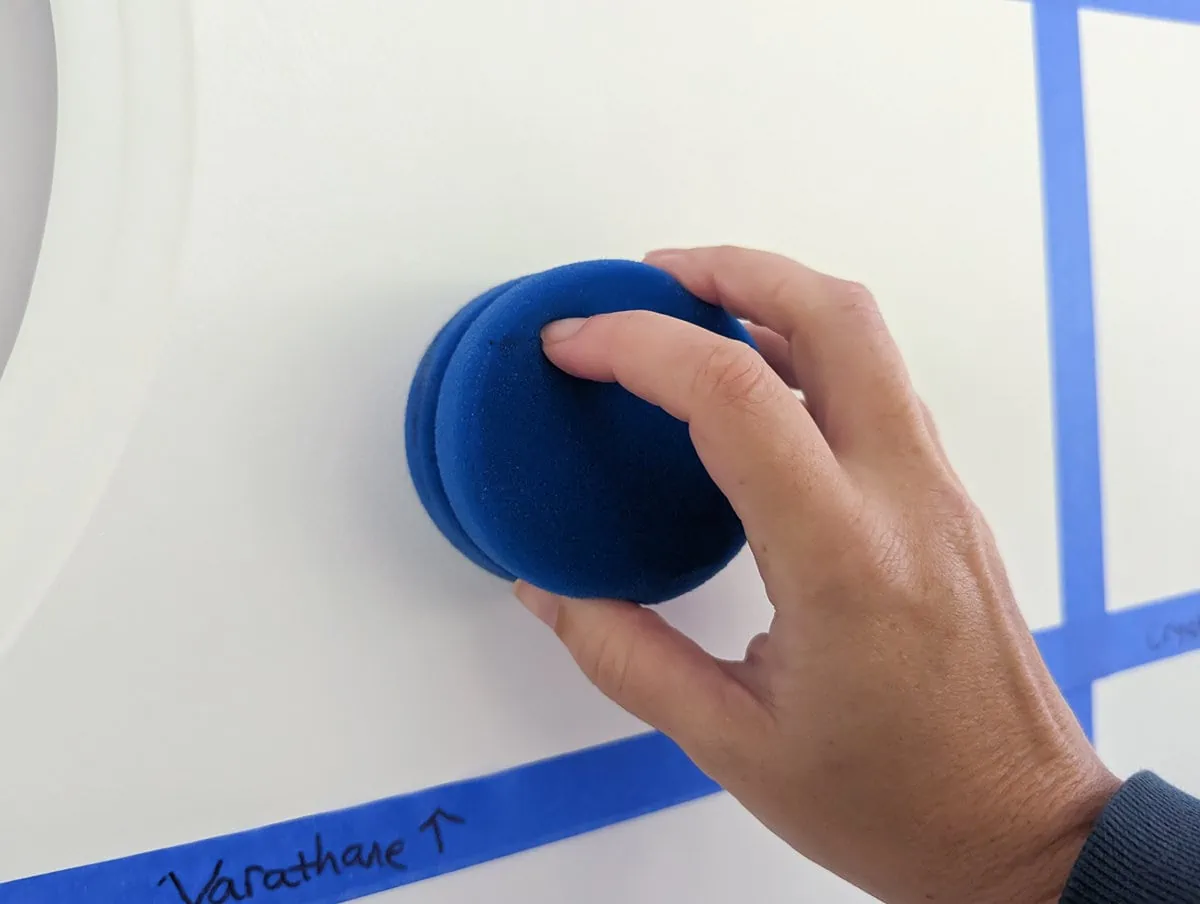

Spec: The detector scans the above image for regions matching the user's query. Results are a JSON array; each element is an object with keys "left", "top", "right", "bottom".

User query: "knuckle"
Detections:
[
  {"left": 599, "top": 309, "right": 650, "bottom": 333},
  {"left": 831, "top": 279, "right": 884, "bottom": 324},
  {"left": 695, "top": 342, "right": 775, "bottom": 409},
  {"left": 934, "top": 482, "right": 989, "bottom": 537},
  {"left": 918, "top": 399, "right": 937, "bottom": 435},
  {"left": 924, "top": 479, "right": 983, "bottom": 541},
  {"left": 575, "top": 626, "right": 634, "bottom": 702},
  {"left": 761, "top": 268, "right": 798, "bottom": 312},
  {"left": 710, "top": 244, "right": 745, "bottom": 265},
  {"left": 835, "top": 278, "right": 877, "bottom": 306},
  {"left": 941, "top": 485, "right": 979, "bottom": 526},
  {"left": 858, "top": 522, "right": 918, "bottom": 596},
  {"left": 835, "top": 498, "right": 920, "bottom": 598},
  {"left": 871, "top": 527, "right": 914, "bottom": 586}
]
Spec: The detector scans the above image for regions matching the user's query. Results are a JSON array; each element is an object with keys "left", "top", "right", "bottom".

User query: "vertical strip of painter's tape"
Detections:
[
  {"left": 1032, "top": 0, "right": 1104, "bottom": 738},
  {"left": 1065, "top": 687, "right": 1095, "bottom": 740}
]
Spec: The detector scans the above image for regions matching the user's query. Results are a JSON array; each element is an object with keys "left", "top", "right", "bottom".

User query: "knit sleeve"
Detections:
[{"left": 1061, "top": 771, "right": 1200, "bottom": 903}]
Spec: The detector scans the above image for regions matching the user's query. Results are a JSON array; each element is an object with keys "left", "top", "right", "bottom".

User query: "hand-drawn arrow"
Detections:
[{"left": 418, "top": 807, "right": 465, "bottom": 855}]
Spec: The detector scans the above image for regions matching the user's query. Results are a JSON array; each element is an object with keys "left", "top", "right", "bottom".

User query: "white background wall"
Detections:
[{"left": 1, "top": 1, "right": 1199, "bottom": 901}]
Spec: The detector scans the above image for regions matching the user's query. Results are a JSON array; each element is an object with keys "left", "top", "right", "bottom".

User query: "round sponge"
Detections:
[{"left": 406, "top": 259, "right": 751, "bottom": 604}]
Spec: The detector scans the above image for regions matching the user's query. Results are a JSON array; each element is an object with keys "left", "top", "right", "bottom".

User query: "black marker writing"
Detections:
[
  {"left": 156, "top": 833, "right": 402, "bottom": 903},
  {"left": 1147, "top": 615, "right": 1200, "bottom": 652},
  {"left": 419, "top": 808, "right": 465, "bottom": 855},
  {"left": 156, "top": 809, "right": 464, "bottom": 902},
  {"left": 158, "top": 861, "right": 222, "bottom": 904}
]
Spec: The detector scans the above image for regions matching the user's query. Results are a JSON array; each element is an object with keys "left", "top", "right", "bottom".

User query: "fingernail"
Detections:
[
  {"left": 541, "top": 318, "right": 586, "bottom": 344},
  {"left": 514, "top": 580, "right": 560, "bottom": 630},
  {"left": 644, "top": 248, "right": 684, "bottom": 262}
]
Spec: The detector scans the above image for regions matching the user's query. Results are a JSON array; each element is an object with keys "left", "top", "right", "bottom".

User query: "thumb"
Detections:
[{"left": 514, "top": 581, "right": 766, "bottom": 769}]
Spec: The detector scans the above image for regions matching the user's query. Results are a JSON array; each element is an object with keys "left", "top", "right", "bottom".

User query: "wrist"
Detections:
[{"left": 979, "top": 759, "right": 1121, "bottom": 904}]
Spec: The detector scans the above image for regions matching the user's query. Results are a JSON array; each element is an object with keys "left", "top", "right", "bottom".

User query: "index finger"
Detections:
[
  {"left": 645, "top": 246, "right": 926, "bottom": 459},
  {"left": 540, "top": 310, "right": 848, "bottom": 544}
]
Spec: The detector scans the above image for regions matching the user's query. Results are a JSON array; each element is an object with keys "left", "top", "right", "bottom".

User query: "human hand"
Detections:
[{"left": 515, "top": 246, "right": 1119, "bottom": 904}]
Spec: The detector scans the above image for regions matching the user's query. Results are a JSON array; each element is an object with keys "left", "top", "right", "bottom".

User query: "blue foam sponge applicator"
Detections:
[{"left": 406, "top": 259, "right": 752, "bottom": 604}]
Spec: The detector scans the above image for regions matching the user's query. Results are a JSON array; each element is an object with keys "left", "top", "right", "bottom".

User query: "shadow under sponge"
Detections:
[{"left": 406, "top": 259, "right": 752, "bottom": 604}]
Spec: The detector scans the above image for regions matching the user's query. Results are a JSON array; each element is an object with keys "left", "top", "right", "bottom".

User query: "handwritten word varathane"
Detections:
[{"left": 157, "top": 808, "right": 465, "bottom": 903}]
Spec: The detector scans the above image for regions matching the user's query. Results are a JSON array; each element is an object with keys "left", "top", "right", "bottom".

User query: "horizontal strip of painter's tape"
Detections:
[
  {"left": 0, "top": 732, "right": 718, "bottom": 904},
  {"left": 8, "top": 600, "right": 1200, "bottom": 904},
  {"left": 1088, "top": 592, "right": 1200, "bottom": 678},
  {"left": 1035, "top": 591, "right": 1200, "bottom": 693},
  {"left": 1076, "top": 0, "right": 1200, "bottom": 25}
]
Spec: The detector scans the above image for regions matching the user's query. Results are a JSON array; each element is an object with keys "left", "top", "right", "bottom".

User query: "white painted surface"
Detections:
[
  {"left": 1, "top": 1, "right": 1199, "bottom": 902},
  {"left": 0, "top": 0, "right": 55, "bottom": 374},
  {"left": 0, "top": 0, "right": 192, "bottom": 665},
  {"left": 1084, "top": 10, "right": 1200, "bottom": 612},
  {"left": 1081, "top": 5, "right": 1200, "bottom": 811},
  {"left": 1096, "top": 648, "right": 1200, "bottom": 788}
]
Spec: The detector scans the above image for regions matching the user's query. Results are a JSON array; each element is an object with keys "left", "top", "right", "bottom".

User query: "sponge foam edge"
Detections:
[
  {"left": 408, "top": 259, "right": 753, "bottom": 604},
  {"left": 404, "top": 280, "right": 519, "bottom": 580}
]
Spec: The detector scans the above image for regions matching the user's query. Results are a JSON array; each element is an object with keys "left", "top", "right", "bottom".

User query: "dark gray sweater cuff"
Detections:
[{"left": 1061, "top": 771, "right": 1200, "bottom": 903}]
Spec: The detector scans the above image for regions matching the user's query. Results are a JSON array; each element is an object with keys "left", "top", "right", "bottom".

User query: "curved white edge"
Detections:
[
  {"left": 0, "top": 0, "right": 195, "bottom": 659},
  {"left": 0, "top": 0, "right": 56, "bottom": 377}
]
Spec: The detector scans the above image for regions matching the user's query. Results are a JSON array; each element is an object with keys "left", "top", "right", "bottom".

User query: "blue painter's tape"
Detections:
[
  {"left": 1065, "top": 687, "right": 1095, "bottom": 738},
  {"left": 1084, "top": 591, "right": 1200, "bottom": 680},
  {"left": 1033, "top": 624, "right": 1080, "bottom": 691},
  {"left": 1077, "top": 0, "right": 1200, "bottom": 25},
  {"left": 1034, "top": 0, "right": 1106, "bottom": 628},
  {"left": 1, "top": 598, "right": 1191, "bottom": 904},
  {"left": 1032, "top": 0, "right": 1108, "bottom": 737},
  {"left": 0, "top": 733, "right": 717, "bottom": 903},
  {"left": 1036, "top": 592, "right": 1200, "bottom": 693},
  {"left": 1031, "top": 0, "right": 1200, "bottom": 740}
]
